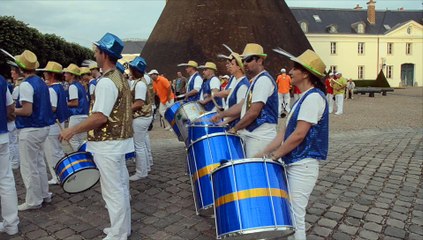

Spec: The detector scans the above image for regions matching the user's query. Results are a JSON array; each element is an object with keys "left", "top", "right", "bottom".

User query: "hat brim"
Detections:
[
  {"left": 198, "top": 66, "right": 217, "bottom": 71},
  {"left": 291, "top": 57, "right": 325, "bottom": 78},
  {"left": 63, "top": 69, "right": 80, "bottom": 76},
  {"left": 15, "top": 59, "right": 40, "bottom": 70},
  {"left": 93, "top": 42, "right": 123, "bottom": 59},
  {"left": 36, "top": 68, "right": 62, "bottom": 73},
  {"left": 240, "top": 53, "right": 267, "bottom": 59},
  {"left": 177, "top": 63, "right": 197, "bottom": 68}
]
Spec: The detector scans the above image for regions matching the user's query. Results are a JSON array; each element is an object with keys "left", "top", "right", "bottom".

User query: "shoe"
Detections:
[
  {"left": 18, "top": 203, "right": 41, "bottom": 211},
  {"left": 129, "top": 174, "right": 146, "bottom": 181},
  {"left": 164, "top": 126, "right": 171, "bottom": 130},
  {"left": 11, "top": 162, "right": 19, "bottom": 170},
  {"left": 103, "top": 227, "right": 131, "bottom": 237},
  {"left": 48, "top": 179, "right": 59, "bottom": 185},
  {"left": 43, "top": 192, "right": 53, "bottom": 203},
  {"left": 0, "top": 222, "right": 18, "bottom": 235}
]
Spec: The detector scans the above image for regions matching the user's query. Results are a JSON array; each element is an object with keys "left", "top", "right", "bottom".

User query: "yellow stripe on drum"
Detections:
[
  {"left": 170, "top": 119, "right": 176, "bottom": 127},
  {"left": 192, "top": 163, "right": 220, "bottom": 183},
  {"left": 59, "top": 159, "right": 94, "bottom": 178},
  {"left": 215, "top": 188, "right": 289, "bottom": 208}
]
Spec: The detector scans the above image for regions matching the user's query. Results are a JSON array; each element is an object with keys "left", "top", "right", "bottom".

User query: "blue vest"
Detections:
[
  {"left": 187, "top": 72, "right": 201, "bottom": 102},
  {"left": 282, "top": 88, "right": 329, "bottom": 165},
  {"left": 50, "top": 83, "right": 70, "bottom": 123},
  {"left": 69, "top": 81, "right": 89, "bottom": 116},
  {"left": 0, "top": 75, "right": 8, "bottom": 134},
  {"left": 227, "top": 76, "right": 250, "bottom": 128},
  {"left": 15, "top": 75, "right": 55, "bottom": 129},
  {"left": 7, "top": 82, "right": 14, "bottom": 95},
  {"left": 87, "top": 79, "right": 97, "bottom": 103},
  {"left": 245, "top": 71, "right": 278, "bottom": 132},
  {"left": 200, "top": 76, "right": 223, "bottom": 111}
]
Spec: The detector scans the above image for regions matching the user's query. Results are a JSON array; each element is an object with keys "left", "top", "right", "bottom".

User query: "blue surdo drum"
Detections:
[
  {"left": 187, "top": 132, "right": 245, "bottom": 216},
  {"left": 78, "top": 142, "right": 136, "bottom": 161},
  {"left": 211, "top": 158, "right": 294, "bottom": 239},
  {"left": 54, "top": 152, "right": 100, "bottom": 194},
  {"left": 164, "top": 101, "right": 183, "bottom": 141},
  {"left": 187, "top": 112, "right": 226, "bottom": 144}
]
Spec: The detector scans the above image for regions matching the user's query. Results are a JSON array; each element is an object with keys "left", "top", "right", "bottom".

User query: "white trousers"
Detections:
[
  {"left": 159, "top": 99, "right": 174, "bottom": 128},
  {"left": 326, "top": 94, "right": 334, "bottom": 114},
  {"left": 43, "top": 124, "right": 65, "bottom": 181},
  {"left": 240, "top": 132, "right": 276, "bottom": 158},
  {"left": 335, "top": 94, "right": 344, "bottom": 115},
  {"left": 146, "top": 131, "right": 153, "bottom": 170},
  {"left": 132, "top": 116, "right": 153, "bottom": 177},
  {"left": 19, "top": 127, "right": 50, "bottom": 206},
  {"left": 286, "top": 159, "right": 319, "bottom": 240},
  {"left": 0, "top": 142, "right": 19, "bottom": 229},
  {"left": 278, "top": 93, "right": 291, "bottom": 116},
  {"left": 94, "top": 152, "right": 131, "bottom": 240},
  {"left": 69, "top": 115, "right": 88, "bottom": 151},
  {"left": 8, "top": 126, "right": 19, "bottom": 167}
]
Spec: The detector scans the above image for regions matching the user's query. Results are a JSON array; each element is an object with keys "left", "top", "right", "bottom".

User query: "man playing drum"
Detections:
[
  {"left": 198, "top": 62, "right": 223, "bottom": 111},
  {"left": 178, "top": 60, "right": 202, "bottom": 102},
  {"left": 60, "top": 33, "right": 134, "bottom": 240}
]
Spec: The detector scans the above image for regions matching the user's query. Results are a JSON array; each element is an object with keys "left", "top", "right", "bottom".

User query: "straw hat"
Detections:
[
  {"left": 221, "top": 75, "right": 230, "bottom": 79},
  {"left": 88, "top": 62, "right": 99, "bottom": 70},
  {"left": 198, "top": 62, "right": 217, "bottom": 71},
  {"left": 14, "top": 50, "right": 40, "bottom": 70},
  {"left": 93, "top": 32, "right": 124, "bottom": 59},
  {"left": 240, "top": 43, "right": 267, "bottom": 59},
  {"left": 291, "top": 50, "right": 326, "bottom": 78},
  {"left": 129, "top": 56, "right": 147, "bottom": 73},
  {"left": 80, "top": 67, "right": 91, "bottom": 75},
  {"left": 63, "top": 64, "right": 81, "bottom": 76},
  {"left": 177, "top": 60, "right": 198, "bottom": 68},
  {"left": 37, "top": 61, "right": 63, "bottom": 73},
  {"left": 147, "top": 69, "right": 159, "bottom": 75}
]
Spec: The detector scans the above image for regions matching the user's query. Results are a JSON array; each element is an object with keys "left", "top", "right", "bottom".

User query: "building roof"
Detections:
[
  {"left": 122, "top": 40, "right": 146, "bottom": 54},
  {"left": 291, "top": 8, "right": 423, "bottom": 35}
]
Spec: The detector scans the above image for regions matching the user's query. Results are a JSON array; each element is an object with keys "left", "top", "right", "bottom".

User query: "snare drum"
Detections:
[
  {"left": 187, "top": 132, "right": 245, "bottom": 215},
  {"left": 78, "top": 141, "right": 136, "bottom": 161},
  {"left": 55, "top": 152, "right": 100, "bottom": 194},
  {"left": 188, "top": 112, "right": 226, "bottom": 144},
  {"left": 164, "top": 101, "right": 183, "bottom": 141},
  {"left": 175, "top": 101, "right": 206, "bottom": 142},
  {"left": 211, "top": 158, "right": 294, "bottom": 239}
]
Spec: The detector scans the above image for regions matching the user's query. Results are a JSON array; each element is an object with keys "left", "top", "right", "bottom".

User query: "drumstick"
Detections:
[
  {"left": 211, "top": 92, "right": 224, "bottom": 112},
  {"left": 56, "top": 120, "right": 75, "bottom": 151}
]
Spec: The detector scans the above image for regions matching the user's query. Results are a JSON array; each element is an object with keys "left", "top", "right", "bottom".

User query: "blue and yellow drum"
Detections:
[
  {"left": 187, "top": 132, "right": 245, "bottom": 215},
  {"left": 164, "top": 101, "right": 183, "bottom": 141},
  {"left": 211, "top": 158, "right": 294, "bottom": 239},
  {"left": 187, "top": 112, "right": 226, "bottom": 144}
]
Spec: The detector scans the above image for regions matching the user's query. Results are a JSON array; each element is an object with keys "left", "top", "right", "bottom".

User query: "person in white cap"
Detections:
[
  {"left": 332, "top": 72, "right": 347, "bottom": 115},
  {"left": 0, "top": 74, "right": 19, "bottom": 235},
  {"left": 148, "top": 69, "right": 174, "bottom": 130},
  {"left": 276, "top": 68, "right": 292, "bottom": 115}
]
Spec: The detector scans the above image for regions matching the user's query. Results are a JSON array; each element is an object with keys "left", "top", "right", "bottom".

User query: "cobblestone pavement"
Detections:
[{"left": 2, "top": 88, "right": 422, "bottom": 240}]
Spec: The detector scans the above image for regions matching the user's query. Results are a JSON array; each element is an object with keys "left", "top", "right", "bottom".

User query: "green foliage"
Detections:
[{"left": 0, "top": 16, "right": 93, "bottom": 77}]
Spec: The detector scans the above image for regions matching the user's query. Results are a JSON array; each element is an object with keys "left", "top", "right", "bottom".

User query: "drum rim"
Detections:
[
  {"left": 175, "top": 102, "right": 205, "bottom": 120},
  {"left": 217, "top": 225, "right": 295, "bottom": 239},
  {"left": 193, "top": 111, "right": 217, "bottom": 121},
  {"left": 187, "top": 132, "right": 240, "bottom": 150},
  {"left": 164, "top": 101, "right": 182, "bottom": 117},
  {"left": 188, "top": 124, "right": 226, "bottom": 128},
  {"left": 210, "top": 158, "right": 283, "bottom": 175},
  {"left": 55, "top": 151, "right": 93, "bottom": 170},
  {"left": 61, "top": 167, "right": 100, "bottom": 194}
]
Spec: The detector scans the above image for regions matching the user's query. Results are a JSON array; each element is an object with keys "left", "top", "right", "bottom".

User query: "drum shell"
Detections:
[
  {"left": 175, "top": 102, "right": 205, "bottom": 142},
  {"left": 211, "top": 159, "right": 293, "bottom": 239},
  {"left": 187, "top": 133, "right": 245, "bottom": 212},
  {"left": 164, "top": 101, "right": 183, "bottom": 141}
]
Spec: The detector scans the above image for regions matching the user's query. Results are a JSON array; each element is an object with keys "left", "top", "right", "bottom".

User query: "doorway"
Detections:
[{"left": 401, "top": 64, "right": 414, "bottom": 86}]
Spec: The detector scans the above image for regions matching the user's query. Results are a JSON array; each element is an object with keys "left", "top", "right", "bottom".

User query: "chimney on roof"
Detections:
[
  {"left": 398, "top": 7, "right": 404, "bottom": 11},
  {"left": 354, "top": 4, "right": 363, "bottom": 10},
  {"left": 367, "top": 0, "right": 376, "bottom": 25}
]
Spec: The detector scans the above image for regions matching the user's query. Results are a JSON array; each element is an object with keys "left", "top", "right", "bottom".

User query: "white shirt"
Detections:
[
  {"left": 200, "top": 76, "right": 220, "bottom": 100},
  {"left": 226, "top": 76, "right": 248, "bottom": 108},
  {"left": 49, "top": 87, "right": 58, "bottom": 108},
  {"left": 68, "top": 84, "right": 79, "bottom": 100},
  {"left": 12, "top": 86, "right": 19, "bottom": 100},
  {"left": 87, "top": 77, "right": 134, "bottom": 154},
  {"left": 1, "top": 89, "right": 14, "bottom": 143},
  {"left": 89, "top": 79, "right": 96, "bottom": 96},
  {"left": 19, "top": 82, "right": 34, "bottom": 103},
  {"left": 239, "top": 71, "right": 276, "bottom": 140},
  {"left": 287, "top": 88, "right": 325, "bottom": 126},
  {"left": 187, "top": 72, "right": 202, "bottom": 92},
  {"left": 134, "top": 80, "right": 147, "bottom": 101}
]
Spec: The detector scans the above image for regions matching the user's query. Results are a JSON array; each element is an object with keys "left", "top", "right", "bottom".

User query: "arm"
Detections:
[
  {"left": 15, "top": 101, "right": 32, "bottom": 116},
  {"left": 255, "top": 124, "right": 286, "bottom": 157},
  {"left": 67, "top": 99, "right": 79, "bottom": 108},
  {"left": 132, "top": 99, "right": 144, "bottom": 111},
  {"left": 213, "top": 89, "right": 230, "bottom": 98},
  {"left": 59, "top": 112, "right": 107, "bottom": 141},
  {"left": 270, "top": 121, "right": 311, "bottom": 159},
  {"left": 231, "top": 102, "right": 263, "bottom": 132}
]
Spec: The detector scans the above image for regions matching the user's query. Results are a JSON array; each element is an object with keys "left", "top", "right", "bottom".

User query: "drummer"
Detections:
[
  {"left": 60, "top": 33, "right": 134, "bottom": 239},
  {"left": 88, "top": 62, "right": 101, "bottom": 104},
  {"left": 38, "top": 61, "right": 69, "bottom": 185},
  {"left": 257, "top": 49, "right": 329, "bottom": 240},
  {"left": 214, "top": 43, "right": 278, "bottom": 157},
  {"left": 177, "top": 60, "right": 202, "bottom": 102},
  {"left": 198, "top": 62, "right": 223, "bottom": 111}
]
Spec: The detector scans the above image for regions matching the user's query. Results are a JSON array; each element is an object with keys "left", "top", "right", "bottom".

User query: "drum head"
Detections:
[{"left": 62, "top": 168, "right": 100, "bottom": 194}]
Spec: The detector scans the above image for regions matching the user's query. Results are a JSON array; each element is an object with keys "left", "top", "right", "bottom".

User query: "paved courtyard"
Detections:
[{"left": 2, "top": 88, "right": 422, "bottom": 240}]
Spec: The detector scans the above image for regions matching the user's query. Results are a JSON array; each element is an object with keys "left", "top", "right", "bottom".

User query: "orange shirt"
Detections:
[
  {"left": 153, "top": 76, "right": 175, "bottom": 104},
  {"left": 276, "top": 74, "right": 291, "bottom": 94}
]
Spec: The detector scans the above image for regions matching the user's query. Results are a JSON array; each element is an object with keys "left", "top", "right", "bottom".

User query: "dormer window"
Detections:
[
  {"left": 300, "top": 21, "right": 308, "bottom": 33},
  {"left": 313, "top": 15, "right": 322, "bottom": 23},
  {"left": 327, "top": 25, "right": 338, "bottom": 33},
  {"left": 357, "top": 23, "right": 365, "bottom": 33}
]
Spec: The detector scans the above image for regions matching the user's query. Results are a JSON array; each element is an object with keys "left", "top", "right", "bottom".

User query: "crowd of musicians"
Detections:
[{"left": 1, "top": 32, "right": 333, "bottom": 240}]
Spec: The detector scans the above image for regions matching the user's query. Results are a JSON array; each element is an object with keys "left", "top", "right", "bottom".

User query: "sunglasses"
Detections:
[{"left": 243, "top": 56, "right": 259, "bottom": 63}]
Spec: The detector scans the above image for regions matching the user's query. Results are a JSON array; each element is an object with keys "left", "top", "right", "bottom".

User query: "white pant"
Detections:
[
  {"left": 132, "top": 117, "right": 153, "bottom": 177},
  {"left": 286, "top": 159, "right": 319, "bottom": 240},
  {"left": 278, "top": 93, "right": 291, "bottom": 116},
  {"left": 326, "top": 94, "right": 334, "bottom": 114},
  {"left": 69, "top": 115, "right": 88, "bottom": 151},
  {"left": 0, "top": 142, "right": 19, "bottom": 229},
  {"left": 19, "top": 127, "right": 50, "bottom": 206},
  {"left": 335, "top": 94, "right": 344, "bottom": 115},
  {"left": 159, "top": 100, "right": 174, "bottom": 128},
  {"left": 240, "top": 132, "right": 275, "bottom": 158},
  {"left": 8, "top": 126, "right": 19, "bottom": 166},
  {"left": 94, "top": 152, "right": 130, "bottom": 240},
  {"left": 43, "top": 124, "right": 65, "bottom": 181},
  {"left": 145, "top": 131, "right": 153, "bottom": 170}
]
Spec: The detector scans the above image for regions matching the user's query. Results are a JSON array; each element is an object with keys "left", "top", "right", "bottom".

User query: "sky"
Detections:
[{"left": 0, "top": 0, "right": 421, "bottom": 48}]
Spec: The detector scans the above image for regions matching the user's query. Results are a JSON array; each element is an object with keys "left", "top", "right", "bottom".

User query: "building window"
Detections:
[
  {"left": 357, "top": 24, "right": 365, "bottom": 33},
  {"left": 300, "top": 22, "right": 308, "bottom": 33},
  {"left": 358, "top": 42, "right": 365, "bottom": 55},
  {"left": 330, "top": 42, "right": 337, "bottom": 55},
  {"left": 358, "top": 66, "right": 365, "bottom": 79},
  {"left": 406, "top": 43, "right": 412, "bottom": 55},
  {"left": 387, "top": 43, "right": 393, "bottom": 55},
  {"left": 386, "top": 65, "right": 393, "bottom": 79},
  {"left": 330, "top": 65, "right": 337, "bottom": 73}
]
